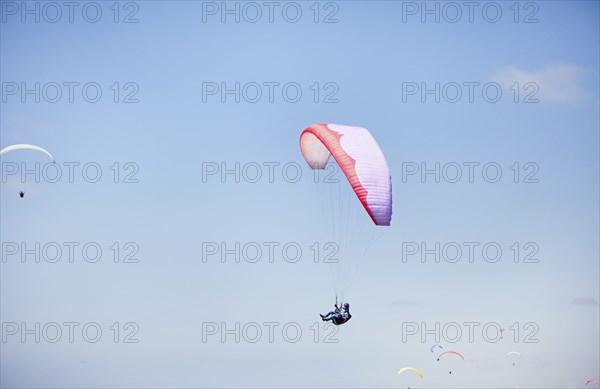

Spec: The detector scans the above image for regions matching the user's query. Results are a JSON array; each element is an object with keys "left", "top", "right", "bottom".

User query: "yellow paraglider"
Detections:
[{"left": 398, "top": 367, "right": 423, "bottom": 378}]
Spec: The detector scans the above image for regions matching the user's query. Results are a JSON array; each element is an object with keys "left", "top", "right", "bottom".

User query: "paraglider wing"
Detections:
[
  {"left": 300, "top": 123, "right": 392, "bottom": 226},
  {"left": 0, "top": 144, "right": 54, "bottom": 160},
  {"left": 430, "top": 344, "right": 443, "bottom": 353},
  {"left": 586, "top": 380, "right": 597, "bottom": 385},
  {"left": 438, "top": 351, "right": 464, "bottom": 360},
  {"left": 398, "top": 367, "right": 423, "bottom": 378},
  {"left": 506, "top": 351, "right": 521, "bottom": 366}
]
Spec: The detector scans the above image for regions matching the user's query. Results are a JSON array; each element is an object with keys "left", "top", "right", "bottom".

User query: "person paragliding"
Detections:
[
  {"left": 300, "top": 124, "right": 392, "bottom": 325},
  {"left": 320, "top": 302, "right": 351, "bottom": 325},
  {"left": 437, "top": 350, "right": 464, "bottom": 374},
  {"left": 506, "top": 351, "right": 521, "bottom": 366},
  {"left": 1, "top": 145, "right": 54, "bottom": 200}
]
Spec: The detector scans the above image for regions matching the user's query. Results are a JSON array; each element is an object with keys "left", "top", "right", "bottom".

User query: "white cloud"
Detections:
[{"left": 492, "top": 64, "right": 584, "bottom": 104}]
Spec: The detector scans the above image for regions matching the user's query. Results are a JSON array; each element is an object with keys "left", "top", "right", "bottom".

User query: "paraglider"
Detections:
[
  {"left": 0, "top": 144, "right": 54, "bottom": 160},
  {"left": 506, "top": 351, "right": 521, "bottom": 366},
  {"left": 586, "top": 379, "right": 597, "bottom": 386},
  {"left": 437, "top": 350, "right": 464, "bottom": 374},
  {"left": 1, "top": 144, "right": 55, "bottom": 198},
  {"left": 300, "top": 123, "right": 392, "bottom": 319},
  {"left": 437, "top": 351, "right": 464, "bottom": 361},
  {"left": 300, "top": 123, "right": 392, "bottom": 226},
  {"left": 430, "top": 344, "right": 443, "bottom": 353},
  {"left": 398, "top": 367, "right": 423, "bottom": 378}
]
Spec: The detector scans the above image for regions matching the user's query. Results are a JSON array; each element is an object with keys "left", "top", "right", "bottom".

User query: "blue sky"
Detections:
[{"left": 1, "top": 1, "right": 599, "bottom": 387}]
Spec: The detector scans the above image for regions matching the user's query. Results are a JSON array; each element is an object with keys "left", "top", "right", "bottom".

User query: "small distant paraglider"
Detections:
[
  {"left": 437, "top": 351, "right": 464, "bottom": 362},
  {"left": 0, "top": 144, "right": 54, "bottom": 160},
  {"left": 506, "top": 351, "right": 521, "bottom": 366},
  {"left": 1, "top": 144, "right": 55, "bottom": 199},
  {"left": 398, "top": 367, "right": 423, "bottom": 388},
  {"left": 398, "top": 367, "right": 423, "bottom": 378},
  {"left": 586, "top": 379, "right": 598, "bottom": 386},
  {"left": 430, "top": 344, "right": 443, "bottom": 353},
  {"left": 438, "top": 351, "right": 464, "bottom": 374}
]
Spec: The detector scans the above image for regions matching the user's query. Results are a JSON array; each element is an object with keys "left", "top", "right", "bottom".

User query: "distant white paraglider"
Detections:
[
  {"left": 1, "top": 144, "right": 55, "bottom": 198},
  {"left": 506, "top": 351, "right": 521, "bottom": 366},
  {"left": 0, "top": 144, "right": 54, "bottom": 160}
]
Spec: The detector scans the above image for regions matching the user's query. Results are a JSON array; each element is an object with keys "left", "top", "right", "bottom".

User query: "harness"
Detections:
[{"left": 332, "top": 312, "right": 352, "bottom": 326}]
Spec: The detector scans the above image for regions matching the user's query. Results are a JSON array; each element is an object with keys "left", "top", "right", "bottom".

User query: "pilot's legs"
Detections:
[{"left": 320, "top": 311, "right": 339, "bottom": 321}]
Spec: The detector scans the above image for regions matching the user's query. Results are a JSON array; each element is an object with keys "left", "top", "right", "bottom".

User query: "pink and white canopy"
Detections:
[{"left": 299, "top": 123, "right": 392, "bottom": 226}]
